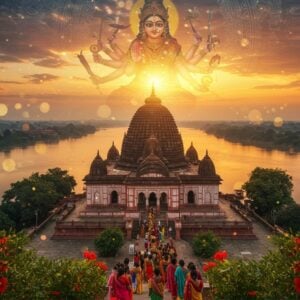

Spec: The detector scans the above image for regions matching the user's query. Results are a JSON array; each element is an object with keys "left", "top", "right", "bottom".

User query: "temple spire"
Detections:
[{"left": 145, "top": 82, "right": 161, "bottom": 104}]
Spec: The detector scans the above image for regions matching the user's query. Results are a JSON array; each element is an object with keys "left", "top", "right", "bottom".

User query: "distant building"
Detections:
[{"left": 53, "top": 89, "right": 255, "bottom": 240}]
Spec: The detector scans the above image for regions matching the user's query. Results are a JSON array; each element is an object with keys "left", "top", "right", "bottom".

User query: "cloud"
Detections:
[
  {"left": 23, "top": 73, "right": 60, "bottom": 84},
  {"left": 0, "top": 54, "right": 23, "bottom": 63},
  {"left": 33, "top": 57, "right": 71, "bottom": 68},
  {"left": 0, "top": 80, "right": 24, "bottom": 84},
  {"left": 254, "top": 80, "right": 300, "bottom": 90}
]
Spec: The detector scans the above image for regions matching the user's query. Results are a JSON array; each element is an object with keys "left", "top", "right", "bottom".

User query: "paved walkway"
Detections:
[{"left": 28, "top": 199, "right": 275, "bottom": 299}]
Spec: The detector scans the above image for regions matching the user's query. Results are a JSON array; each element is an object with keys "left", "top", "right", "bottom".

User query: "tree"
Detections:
[
  {"left": 1, "top": 174, "right": 59, "bottom": 230},
  {"left": 276, "top": 203, "right": 300, "bottom": 233},
  {"left": 192, "top": 231, "right": 221, "bottom": 258},
  {"left": 242, "top": 167, "right": 294, "bottom": 217},
  {"left": 41, "top": 168, "right": 76, "bottom": 198},
  {"left": 94, "top": 228, "right": 124, "bottom": 257},
  {"left": 0, "top": 210, "right": 15, "bottom": 231}
]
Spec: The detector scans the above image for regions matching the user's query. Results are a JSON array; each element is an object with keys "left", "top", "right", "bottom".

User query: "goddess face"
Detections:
[{"left": 144, "top": 15, "right": 165, "bottom": 39}]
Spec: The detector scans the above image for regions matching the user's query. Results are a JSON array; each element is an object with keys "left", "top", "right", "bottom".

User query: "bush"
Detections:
[
  {"left": 192, "top": 231, "right": 221, "bottom": 258},
  {"left": 94, "top": 228, "right": 124, "bottom": 257},
  {"left": 0, "top": 231, "right": 107, "bottom": 299},
  {"left": 204, "top": 235, "right": 300, "bottom": 299}
]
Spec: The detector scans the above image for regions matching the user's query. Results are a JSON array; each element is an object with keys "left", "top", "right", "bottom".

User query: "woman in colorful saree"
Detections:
[
  {"left": 131, "top": 262, "right": 143, "bottom": 295},
  {"left": 149, "top": 268, "right": 164, "bottom": 300},
  {"left": 184, "top": 269, "right": 203, "bottom": 300},
  {"left": 113, "top": 266, "right": 132, "bottom": 300}
]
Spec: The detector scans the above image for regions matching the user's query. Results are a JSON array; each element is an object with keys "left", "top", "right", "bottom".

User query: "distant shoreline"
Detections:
[{"left": 178, "top": 121, "right": 300, "bottom": 154}]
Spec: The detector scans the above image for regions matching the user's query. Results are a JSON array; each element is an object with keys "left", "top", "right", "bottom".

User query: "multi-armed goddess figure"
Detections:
[{"left": 78, "top": 0, "right": 220, "bottom": 94}]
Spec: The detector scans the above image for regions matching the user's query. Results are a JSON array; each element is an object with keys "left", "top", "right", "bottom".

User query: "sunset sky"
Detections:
[{"left": 0, "top": 0, "right": 299, "bottom": 121}]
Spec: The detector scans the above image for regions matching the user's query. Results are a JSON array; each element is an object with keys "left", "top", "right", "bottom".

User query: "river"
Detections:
[{"left": 1, "top": 127, "right": 300, "bottom": 203}]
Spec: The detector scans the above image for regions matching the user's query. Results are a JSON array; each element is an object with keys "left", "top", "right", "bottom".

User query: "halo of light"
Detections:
[
  {"left": 0, "top": 103, "right": 8, "bottom": 117},
  {"left": 118, "top": 1, "right": 125, "bottom": 8},
  {"left": 14, "top": 103, "right": 22, "bottom": 110},
  {"left": 273, "top": 117, "right": 283, "bottom": 128},
  {"left": 22, "top": 123, "right": 30, "bottom": 131},
  {"left": 40, "top": 102, "right": 50, "bottom": 114},
  {"left": 40, "top": 235, "right": 47, "bottom": 241},
  {"left": 2, "top": 158, "right": 16, "bottom": 172},
  {"left": 35, "top": 143, "right": 47, "bottom": 155},
  {"left": 248, "top": 109, "right": 263, "bottom": 125},
  {"left": 97, "top": 105, "right": 111, "bottom": 119},
  {"left": 130, "top": 0, "right": 179, "bottom": 36},
  {"left": 241, "top": 38, "right": 250, "bottom": 47}
]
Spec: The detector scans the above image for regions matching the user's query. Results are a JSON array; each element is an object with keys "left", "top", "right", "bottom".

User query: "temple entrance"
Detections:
[
  {"left": 138, "top": 192, "right": 146, "bottom": 210},
  {"left": 111, "top": 191, "right": 118, "bottom": 204},
  {"left": 160, "top": 192, "right": 168, "bottom": 211},
  {"left": 188, "top": 191, "right": 195, "bottom": 204},
  {"left": 149, "top": 192, "right": 157, "bottom": 207}
]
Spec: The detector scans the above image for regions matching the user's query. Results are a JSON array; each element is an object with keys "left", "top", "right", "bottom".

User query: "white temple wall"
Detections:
[
  {"left": 183, "top": 184, "right": 219, "bottom": 205},
  {"left": 86, "top": 184, "right": 124, "bottom": 205}
]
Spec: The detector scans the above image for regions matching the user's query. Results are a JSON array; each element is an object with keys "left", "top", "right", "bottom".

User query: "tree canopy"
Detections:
[
  {"left": 277, "top": 203, "right": 300, "bottom": 233},
  {"left": 242, "top": 167, "right": 294, "bottom": 217},
  {"left": 0, "top": 168, "right": 76, "bottom": 231}
]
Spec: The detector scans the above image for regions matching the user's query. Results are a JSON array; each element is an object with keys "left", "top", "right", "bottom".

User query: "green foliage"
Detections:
[
  {"left": 94, "top": 228, "right": 124, "bottom": 257},
  {"left": 192, "top": 231, "right": 221, "bottom": 258},
  {"left": 242, "top": 167, "right": 294, "bottom": 217},
  {"left": 0, "top": 168, "right": 77, "bottom": 231},
  {"left": 205, "top": 235, "right": 300, "bottom": 300},
  {"left": 276, "top": 203, "right": 300, "bottom": 233},
  {"left": 0, "top": 210, "right": 15, "bottom": 231},
  {"left": 0, "top": 231, "right": 107, "bottom": 299}
]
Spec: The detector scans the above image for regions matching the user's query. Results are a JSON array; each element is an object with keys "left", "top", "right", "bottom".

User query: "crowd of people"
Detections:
[{"left": 107, "top": 209, "right": 204, "bottom": 300}]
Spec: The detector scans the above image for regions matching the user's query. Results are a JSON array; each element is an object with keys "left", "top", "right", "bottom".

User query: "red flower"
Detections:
[
  {"left": 0, "top": 237, "right": 8, "bottom": 245},
  {"left": 294, "top": 262, "right": 300, "bottom": 273},
  {"left": 74, "top": 284, "right": 80, "bottom": 292},
  {"left": 95, "top": 261, "right": 108, "bottom": 271},
  {"left": 295, "top": 238, "right": 300, "bottom": 245},
  {"left": 203, "top": 261, "right": 217, "bottom": 272},
  {"left": 83, "top": 250, "right": 97, "bottom": 260},
  {"left": 50, "top": 291, "right": 61, "bottom": 296},
  {"left": 294, "top": 277, "right": 300, "bottom": 294},
  {"left": 247, "top": 290, "right": 257, "bottom": 297},
  {"left": 0, "top": 277, "right": 8, "bottom": 294},
  {"left": 213, "top": 250, "right": 228, "bottom": 261}
]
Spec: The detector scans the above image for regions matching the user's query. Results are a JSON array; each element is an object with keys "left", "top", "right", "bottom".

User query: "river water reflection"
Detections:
[{"left": 1, "top": 127, "right": 300, "bottom": 203}]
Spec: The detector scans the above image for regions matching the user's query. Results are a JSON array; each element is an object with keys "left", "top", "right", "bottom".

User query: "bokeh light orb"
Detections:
[
  {"left": 2, "top": 158, "right": 16, "bottom": 172},
  {"left": 248, "top": 109, "right": 263, "bottom": 125},
  {"left": 97, "top": 105, "right": 111, "bottom": 119},
  {"left": 14, "top": 103, "right": 22, "bottom": 110},
  {"left": 273, "top": 117, "right": 283, "bottom": 128},
  {"left": 40, "top": 102, "right": 50, "bottom": 114},
  {"left": 241, "top": 38, "right": 250, "bottom": 47},
  {"left": 0, "top": 103, "right": 8, "bottom": 117},
  {"left": 35, "top": 143, "right": 47, "bottom": 155},
  {"left": 40, "top": 235, "right": 47, "bottom": 241}
]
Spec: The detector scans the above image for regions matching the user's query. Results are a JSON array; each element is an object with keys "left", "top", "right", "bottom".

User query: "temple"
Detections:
[{"left": 53, "top": 89, "right": 255, "bottom": 240}]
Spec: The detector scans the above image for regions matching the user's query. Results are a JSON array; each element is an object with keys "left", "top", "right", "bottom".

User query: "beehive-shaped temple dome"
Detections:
[
  {"left": 185, "top": 142, "right": 199, "bottom": 164},
  {"left": 89, "top": 151, "right": 107, "bottom": 176},
  {"left": 198, "top": 150, "right": 218, "bottom": 178},
  {"left": 107, "top": 142, "right": 120, "bottom": 161},
  {"left": 116, "top": 88, "right": 187, "bottom": 170}
]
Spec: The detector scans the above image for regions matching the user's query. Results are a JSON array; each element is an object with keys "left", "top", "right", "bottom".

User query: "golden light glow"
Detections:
[
  {"left": 35, "top": 143, "right": 47, "bottom": 155},
  {"left": 130, "top": 0, "right": 179, "bottom": 36},
  {"left": 0, "top": 103, "right": 8, "bottom": 117},
  {"left": 2, "top": 158, "right": 16, "bottom": 172}
]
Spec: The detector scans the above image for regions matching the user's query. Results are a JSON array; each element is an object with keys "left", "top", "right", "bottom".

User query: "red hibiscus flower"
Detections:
[
  {"left": 83, "top": 250, "right": 97, "bottom": 260},
  {"left": 295, "top": 238, "right": 300, "bottom": 245},
  {"left": 0, "top": 237, "right": 8, "bottom": 245},
  {"left": 0, "top": 277, "right": 8, "bottom": 294},
  {"left": 95, "top": 261, "right": 108, "bottom": 271},
  {"left": 203, "top": 261, "right": 217, "bottom": 272},
  {"left": 50, "top": 290, "right": 61, "bottom": 296},
  {"left": 247, "top": 290, "right": 257, "bottom": 297},
  {"left": 294, "top": 277, "right": 300, "bottom": 294},
  {"left": 213, "top": 250, "right": 228, "bottom": 261}
]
